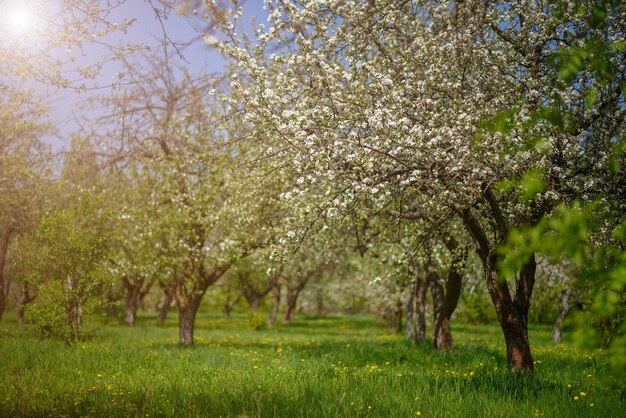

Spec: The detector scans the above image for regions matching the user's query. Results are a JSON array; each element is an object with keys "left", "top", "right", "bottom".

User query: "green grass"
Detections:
[{"left": 0, "top": 313, "right": 623, "bottom": 417}]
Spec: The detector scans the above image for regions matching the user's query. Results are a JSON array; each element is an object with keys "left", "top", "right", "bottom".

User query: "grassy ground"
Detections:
[{"left": 0, "top": 312, "right": 623, "bottom": 417}]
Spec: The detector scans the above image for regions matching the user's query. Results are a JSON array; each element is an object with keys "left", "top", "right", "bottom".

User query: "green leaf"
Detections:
[{"left": 519, "top": 169, "right": 545, "bottom": 202}]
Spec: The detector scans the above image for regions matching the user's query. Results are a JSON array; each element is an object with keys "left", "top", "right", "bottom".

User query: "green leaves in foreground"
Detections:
[{"left": 498, "top": 201, "right": 626, "bottom": 386}]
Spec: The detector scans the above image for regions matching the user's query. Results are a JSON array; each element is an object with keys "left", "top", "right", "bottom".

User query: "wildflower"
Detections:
[
  {"left": 574, "top": 396, "right": 579, "bottom": 400},
  {"left": 579, "top": 392, "right": 587, "bottom": 397},
  {"left": 416, "top": 412, "right": 421, "bottom": 416}
]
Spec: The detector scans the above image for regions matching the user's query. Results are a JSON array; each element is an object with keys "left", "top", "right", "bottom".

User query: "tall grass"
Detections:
[{"left": 0, "top": 313, "right": 623, "bottom": 417}]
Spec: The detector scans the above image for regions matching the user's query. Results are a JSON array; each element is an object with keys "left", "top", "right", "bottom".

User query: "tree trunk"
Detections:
[
  {"left": 283, "top": 292, "right": 297, "bottom": 324},
  {"left": 17, "top": 304, "right": 25, "bottom": 325},
  {"left": 484, "top": 254, "right": 535, "bottom": 373},
  {"left": 157, "top": 288, "right": 173, "bottom": 326},
  {"left": 177, "top": 295, "right": 201, "bottom": 346},
  {"left": 405, "top": 284, "right": 416, "bottom": 340},
  {"left": 552, "top": 289, "right": 571, "bottom": 343},
  {"left": 456, "top": 204, "right": 535, "bottom": 373},
  {"left": 17, "top": 283, "right": 36, "bottom": 326},
  {"left": 395, "top": 301, "right": 403, "bottom": 333},
  {"left": 268, "top": 284, "right": 281, "bottom": 327},
  {"left": 0, "top": 230, "right": 13, "bottom": 323},
  {"left": 428, "top": 266, "right": 453, "bottom": 351},
  {"left": 223, "top": 282, "right": 242, "bottom": 318},
  {"left": 0, "top": 284, "right": 6, "bottom": 323},
  {"left": 283, "top": 283, "right": 305, "bottom": 324},
  {"left": 249, "top": 297, "right": 261, "bottom": 312},
  {"left": 122, "top": 276, "right": 151, "bottom": 326},
  {"left": 415, "top": 276, "right": 428, "bottom": 341},
  {"left": 66, "top": 276, "right": 83, "bottom": 334},
  {"left": 316, "top": 292, "right": 327, "bottom": 317},
  {"left": 124, "top": 297, "right": 139, "bottom": 326}
]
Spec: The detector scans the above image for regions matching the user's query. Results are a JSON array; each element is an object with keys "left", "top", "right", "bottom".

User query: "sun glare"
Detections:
[{"left": 1, "top": 2, "right": 37, "bottom": 38}]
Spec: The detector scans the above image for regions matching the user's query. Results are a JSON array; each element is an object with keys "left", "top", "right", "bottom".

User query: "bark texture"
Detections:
[
  {"left": 455, "top": 202, "right": 536, "bottom": 373},
  {"left": 428, "top": 266, "right": 453, "bottom": 351}
]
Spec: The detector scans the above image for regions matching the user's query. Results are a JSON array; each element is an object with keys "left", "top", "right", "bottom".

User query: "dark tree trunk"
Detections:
[
  {"left": 223, "top": 281, "right": 242, "bottom": 318},
  {"left": 122, "top": 276, "right": 151, "bottom": 326},
  {"left": 484, "top": 254, "right": 535, "bottom": 373},
  {"left": 157, "top": 287, "right": 173, "bottom": 326},
  {"left": 455, "top": 204, "right": 535, "bottom": 373},
  {"left": 415, "top": 276, "right": 428, "bottom": 341},
  {"left": 428, "top": 266, "right": 453, "bottom": 351},
  {"left": 405, "top": 284, "right": 416, "bottom": 340},
  {"left": 17, "top": 305, "right": 25, "bottom": 325},
  {"left": 123, "top": 280, "right": 143, "bottom": 325},
  {"left": 283, "top": 278, "right": 307, "bottom": 324},
  {"left": 16, "top": 283, "right": 36, "bottom": 326},
  {"left": 249, "top": 297, "right": 261, "bottom": 312},
  {"left": 0, "top": 284, "right": 6, "bottom": 323},
  {"left": 552, "top": 289, "right": 571, "bottom": 343},
  {"left": 174, "top": 263, "right": 233, "bottom": 345},
  {"left": 283, "top": 290, "right": 297, "bottom": 324},
  {"left": 0, "top": 230, "right": 13, "bottom": 323},
  {"left": 395, "top": 301, "right": 403, "bottom": 333},
  {"left": 177, "top": 295, "right": 201, "bottom": 346},
  {"left": 268, "top": 284, "right": 281, "bottom": 327}
]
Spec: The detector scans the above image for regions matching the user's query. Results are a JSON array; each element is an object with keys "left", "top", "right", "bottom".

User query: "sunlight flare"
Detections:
[{"left": 1, "top": 1, "right": 39, "bottom": 38}]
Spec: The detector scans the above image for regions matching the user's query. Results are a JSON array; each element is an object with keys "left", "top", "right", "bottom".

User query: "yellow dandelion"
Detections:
[
  {"left": 574, "top": 396, "right": 579, "bottom": 401},
  {"left": 579, "top": 392, "right": 586, "bottom": 397},
  {"left": 416, "top": 411, "right": 421, "bottom": 416}
]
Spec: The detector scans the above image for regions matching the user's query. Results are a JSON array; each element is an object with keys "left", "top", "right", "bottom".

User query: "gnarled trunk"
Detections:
[
  {"left": 177, "top": 294, "right": 201, "bottom": 346},
  {"left": 157, "top": 288, "right": 173, "bottom": 326},
  {"left": 484, "top": 254, "right": 535, "bottom": 373},
  {"left": 552, "top": 289, "right": 571, "bottom": 343},
  {"left": 268, "top": 284, "right": 281, "bottom": 327},
  {"left": 428, "top": 266, "right": 453, "bottom": 351},
  {"left": 283, "top": 289, "right": 298, "bottom": 324},
  {"left": 283, "top": 277, "right": 308, "bottom": 324},
  {"left": 122, "top": 276, "right": 151, "bottom": 326},
  {"left": 456, "top": 203, "right": 535, "bottom": 373}
]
